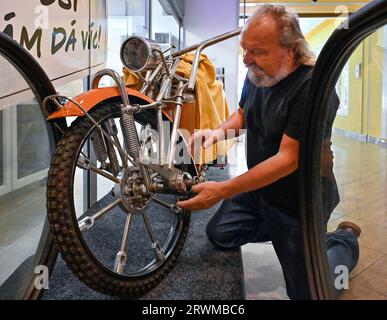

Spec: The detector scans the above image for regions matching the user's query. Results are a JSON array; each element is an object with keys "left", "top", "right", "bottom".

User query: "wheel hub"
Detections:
[{"left": 113, "top": 167, "right": 151, "bottom": 214}]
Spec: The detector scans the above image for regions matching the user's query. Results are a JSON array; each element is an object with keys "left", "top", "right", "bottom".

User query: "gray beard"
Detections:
[{"left": 246, "top": 65, "right": 290, "bottom": 88}]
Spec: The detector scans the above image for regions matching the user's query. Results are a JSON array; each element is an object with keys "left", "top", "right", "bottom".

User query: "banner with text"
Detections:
[{"left": 0, "top": 0, "right": 107, "bottom": 102}]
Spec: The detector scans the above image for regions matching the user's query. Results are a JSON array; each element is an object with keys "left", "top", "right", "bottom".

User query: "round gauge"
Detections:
[
  {"left": 121, "top": 37, "right": 149, "bottom": 72},
  {"left": 120, "top": 36, "right": 162, "bottom": 73}
]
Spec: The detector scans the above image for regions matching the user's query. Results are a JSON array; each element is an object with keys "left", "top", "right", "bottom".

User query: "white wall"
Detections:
[{"left": 183, "top": 0, "right": 240, "bottom": 112}]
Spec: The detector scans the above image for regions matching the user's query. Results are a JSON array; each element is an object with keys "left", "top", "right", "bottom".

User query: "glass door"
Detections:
[
  {"left": 0, "top": 33, "right": 60, "bottom": 300},
  {"left": 299, "top": 0, "right": 387, "bottom": 300}
]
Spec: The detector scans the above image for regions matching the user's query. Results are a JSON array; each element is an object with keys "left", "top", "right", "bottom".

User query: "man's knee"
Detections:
[{"left": 205, "top": 216, "right": 241, "bottom": 249}]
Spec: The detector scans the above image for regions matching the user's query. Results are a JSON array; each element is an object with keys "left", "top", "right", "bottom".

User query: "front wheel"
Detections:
[{"left": 47, "top": 101, "right": 192, "bottom": 297}]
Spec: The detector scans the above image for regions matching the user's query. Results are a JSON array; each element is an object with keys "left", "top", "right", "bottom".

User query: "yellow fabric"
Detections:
[
  {"left": 122, "top": 68, "right": 143, "bottom": 91},
  {"left": 123, "top": 53, "right": 235, "bottom": 164}
]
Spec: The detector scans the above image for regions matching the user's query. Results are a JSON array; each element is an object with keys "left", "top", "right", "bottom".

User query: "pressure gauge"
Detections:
[{"left": 120, "top": 36, "right": 162, "bottom": 72}]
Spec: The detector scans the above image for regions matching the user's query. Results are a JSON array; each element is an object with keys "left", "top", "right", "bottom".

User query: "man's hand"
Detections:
[
  {"left": 176, "top": 181, "right": 227, "bottom": 211},
  {"left": 187, "top": 128, "right": 224, "bottom": 158}
]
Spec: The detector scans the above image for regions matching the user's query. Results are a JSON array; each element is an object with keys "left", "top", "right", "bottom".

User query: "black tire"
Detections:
[{"left": 47, "top": 101, "right": 192, "bottom": 297}]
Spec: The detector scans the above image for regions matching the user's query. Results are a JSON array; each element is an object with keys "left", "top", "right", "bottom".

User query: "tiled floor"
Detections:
[
  {"left": 0, "top": 180, "right": 47, "bottom": 286},
  {"left": 230, "top": 133, "right": 387, "bottom": 300},
  {"left": 227, "top": 138, "right": 289, "bottom": 300},
  {"left": 329, "top": 134, "right": 387, "bottom": 300}
]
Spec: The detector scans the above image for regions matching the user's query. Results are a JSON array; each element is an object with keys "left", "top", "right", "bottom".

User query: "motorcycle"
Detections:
[{"left": 44, "top": 28, "right": 241, "bottom": 297}]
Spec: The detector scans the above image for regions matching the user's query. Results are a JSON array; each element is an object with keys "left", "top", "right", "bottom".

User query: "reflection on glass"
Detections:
[
  {"left": 0, "top": 111, "right": 3, "bottom": 185},
  {"left": 151, "top": 0, "right": 180, "bottom": 53},
  {"left": 17, "top": 104, "right": 51, "bottom": 179},
  {"left": 0, "top": 101, "right": 49, "bottom": 298},
  {"left": 318, "top": 27, "right": 387, "bottom": 300},
  {"left": 106, "top": 0, "right": 150, "bottom": 73}
]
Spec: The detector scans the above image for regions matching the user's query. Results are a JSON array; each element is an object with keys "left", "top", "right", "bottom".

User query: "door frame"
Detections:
[
  {"left": 299, "top": 0, "right": 387, "bottom": 300},
  {"left": 0, "top": 108, "right": 12, "bottom": 197}
]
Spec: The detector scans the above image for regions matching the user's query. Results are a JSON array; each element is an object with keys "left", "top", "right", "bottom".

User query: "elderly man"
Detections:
[{"left": 177, "top": 4, "right": 360, "bottom": 300}]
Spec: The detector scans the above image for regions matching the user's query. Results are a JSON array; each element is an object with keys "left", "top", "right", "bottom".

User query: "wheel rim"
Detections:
[{"left": 68, "top": 108, "right": 188, "bottom": 278}]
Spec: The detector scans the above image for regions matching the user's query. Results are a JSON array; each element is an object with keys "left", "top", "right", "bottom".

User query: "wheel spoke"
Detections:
[
  {"left": 77, "top": 156, "right": 120, "bottom": 184},
  {"left": 78, "top": 198, "right": 122, "bottom": 232},
  {"left": 112, "top": 134, "right": 130, "bottom": 169},
  {"left": 114, "top": 213, "right": 133, "bottom": 274},
  {"left": 141, "top": 210, "right": 166, "bottom": 262},
  {"left": 152, "top": 196, "right": 183, "bottom": 214}
]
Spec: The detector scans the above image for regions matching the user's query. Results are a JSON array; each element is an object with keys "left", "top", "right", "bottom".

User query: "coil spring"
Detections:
[
  {"left": 91, "top": 130, "right": 108, "bottom": 163},
  {"left": 120, "top": 111, "right": 140, "bottom": 161}
]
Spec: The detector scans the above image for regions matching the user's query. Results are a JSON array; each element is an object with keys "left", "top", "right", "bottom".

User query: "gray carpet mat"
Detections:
[{"left": 41, "top": 167, "right": 244, "bottom": 300}]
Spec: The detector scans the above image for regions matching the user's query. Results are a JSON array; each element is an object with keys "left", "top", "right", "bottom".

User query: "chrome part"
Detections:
[
  {"left": 114, "top": 213, "right": 133, "bottom": 274},
  {"left": 170, "top": 28, "right": 242, "bottom": 91},
  {"left": 78, "top": 216, "right": 94, "bottom": 232},
  {"left": 146, "top": 164, "right": 185, "bottom": 181},
  {"left": 104, "top": 119, "right": 120, "bottom": 176},
  {"left": 167, "top": 82, "right": 186, "bottom": 170},
  {"left": 140, "top": 64, "right": 163, "bottom": 94},
  {"left": 113, "top": 168, "right": 151, "bottom": 214},
  {"left": 155, "top": 58, "right": 180, "bottom": 102},
  {"left": 78, "top": 198, "right": 122, "bottom": 232},
  {"left": 120, "top": 109, "right": 140, "bottom": 160},
  {"left": 152, "top": 197, "right": 183, "bottom": 214},
  {"left": 147, "top": 164, "right": 198, "bottom": 194},
  {"left": 157, "top": 109, "right": 166, "bottom": 165},
  {"left": 133, "top": 102, "right": 162, "bottom": 112},
  {"left": 90, "top": 130, "right": 108, "bottom": 164},
  {"left": 142, "top": 211, "right": 166, "bottom": 262},
  {"left": 93, "top": 69, "right": 152, "bottom": 187},
  {"left": 153, "top": 48, "right": 171, "bottom": 77},
  {"left": 77, "top": 156, "right": 120, "bottom": 184},
  {"left": 45, "top": 94, "right": 133, "bottom": 169},
  {"left": 168, "top": 171, "right": 193, "bottom": 193},
  {"left": 120, "top": 36, "right": 162, "bottom": 73},
  {"left": 92, "top": 69, "right": 133, "bottom": 113}
]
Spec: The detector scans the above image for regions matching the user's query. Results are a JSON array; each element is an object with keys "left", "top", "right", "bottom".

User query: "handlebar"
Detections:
[{"left": 170, "top": 27, "right": 242, "bottom": 91}]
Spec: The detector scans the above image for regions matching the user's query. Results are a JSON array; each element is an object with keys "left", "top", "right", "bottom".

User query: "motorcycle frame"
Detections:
[{"left": 46, "top": 27, "right": 242, "bottom": 190}]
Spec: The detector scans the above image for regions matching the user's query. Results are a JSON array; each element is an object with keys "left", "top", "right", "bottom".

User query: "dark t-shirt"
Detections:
[{"left": 239, "top": 65, "right": 338, "bottom": 218}]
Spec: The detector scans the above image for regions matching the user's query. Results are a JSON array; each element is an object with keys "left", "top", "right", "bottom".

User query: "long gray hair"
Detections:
[{"left": 246, "top": 4, "right": 316, "bottom": 66}]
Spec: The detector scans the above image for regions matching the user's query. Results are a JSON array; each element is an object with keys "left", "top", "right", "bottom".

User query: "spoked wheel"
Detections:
[{"left": 47, "top": 101, "right": 193, "bottom": 297}]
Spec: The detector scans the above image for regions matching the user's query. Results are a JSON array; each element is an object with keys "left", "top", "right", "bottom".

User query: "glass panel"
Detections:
[
  {"left": 98, "top": 0, "right": 151, "bottom": 196},
  {"left": 318, "top": 26, "right": 387, "bottom": 300},
  {"left": 0, "top": 111, "right": 3, "bottom": 186},
  {"left": 106, "top": 0, "right": 149, "bottom": 74},
  {"left": 151, "top": 0, "right": 179, "bottom": 52},
  {"left": 56, "top": 78, "right": 86, "bottom": 216},
  {"left": 0, "top": 55, "right": 51, "bottom": 299},
  {"left": 17, "top": 104, "right": 51, "bottom": 179}
]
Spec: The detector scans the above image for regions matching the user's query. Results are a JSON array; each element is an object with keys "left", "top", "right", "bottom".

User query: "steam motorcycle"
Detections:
[{"left": 44, "top": 29, "right": 241, "bottom": 297}]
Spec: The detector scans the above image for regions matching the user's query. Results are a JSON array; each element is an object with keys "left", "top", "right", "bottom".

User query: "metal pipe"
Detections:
[
  {"left": 170, "top": 28, "right": 242, "bottom": 58},
  {"left": 156, "top": 58, "right": 181, "bottom": 101},
  {"left": 153, "top": 48, "right": 171, "bottom": 77},
  {"left": 158, "top": 109, "right": 165, "bottom": 166},
  {"left": 170, "top": 28, "right": 242, "bottom": 91},
  {"left": 114, "top": 212, "right": 133, "bottom": 274},
  {"left": 78, "top": 198, "right": 122, "bottom": 232},
  {"left": 141, "top": 64, "right": 163, "bottom": 94},
  {"left": 155, "top": 58, "right": 180, "bottom": 166},
  {"left": 92, "top": 69, "right": 152, "bottom": 188},
  {"left": 92, "top": 69, "right": 131, "bottom": 108},
  {"left": 167, "top": 82, "right": 186, "bottom": 170}
]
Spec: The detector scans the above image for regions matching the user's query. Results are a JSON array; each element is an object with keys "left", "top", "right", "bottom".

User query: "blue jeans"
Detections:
[{"left": 205, "top": 192, "right": 359, "bottom": 300}]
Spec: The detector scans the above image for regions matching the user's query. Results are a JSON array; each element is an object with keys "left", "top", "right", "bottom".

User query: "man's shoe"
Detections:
[{"left": 336, "top": 221, "right": 362, "bottom": 238}]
